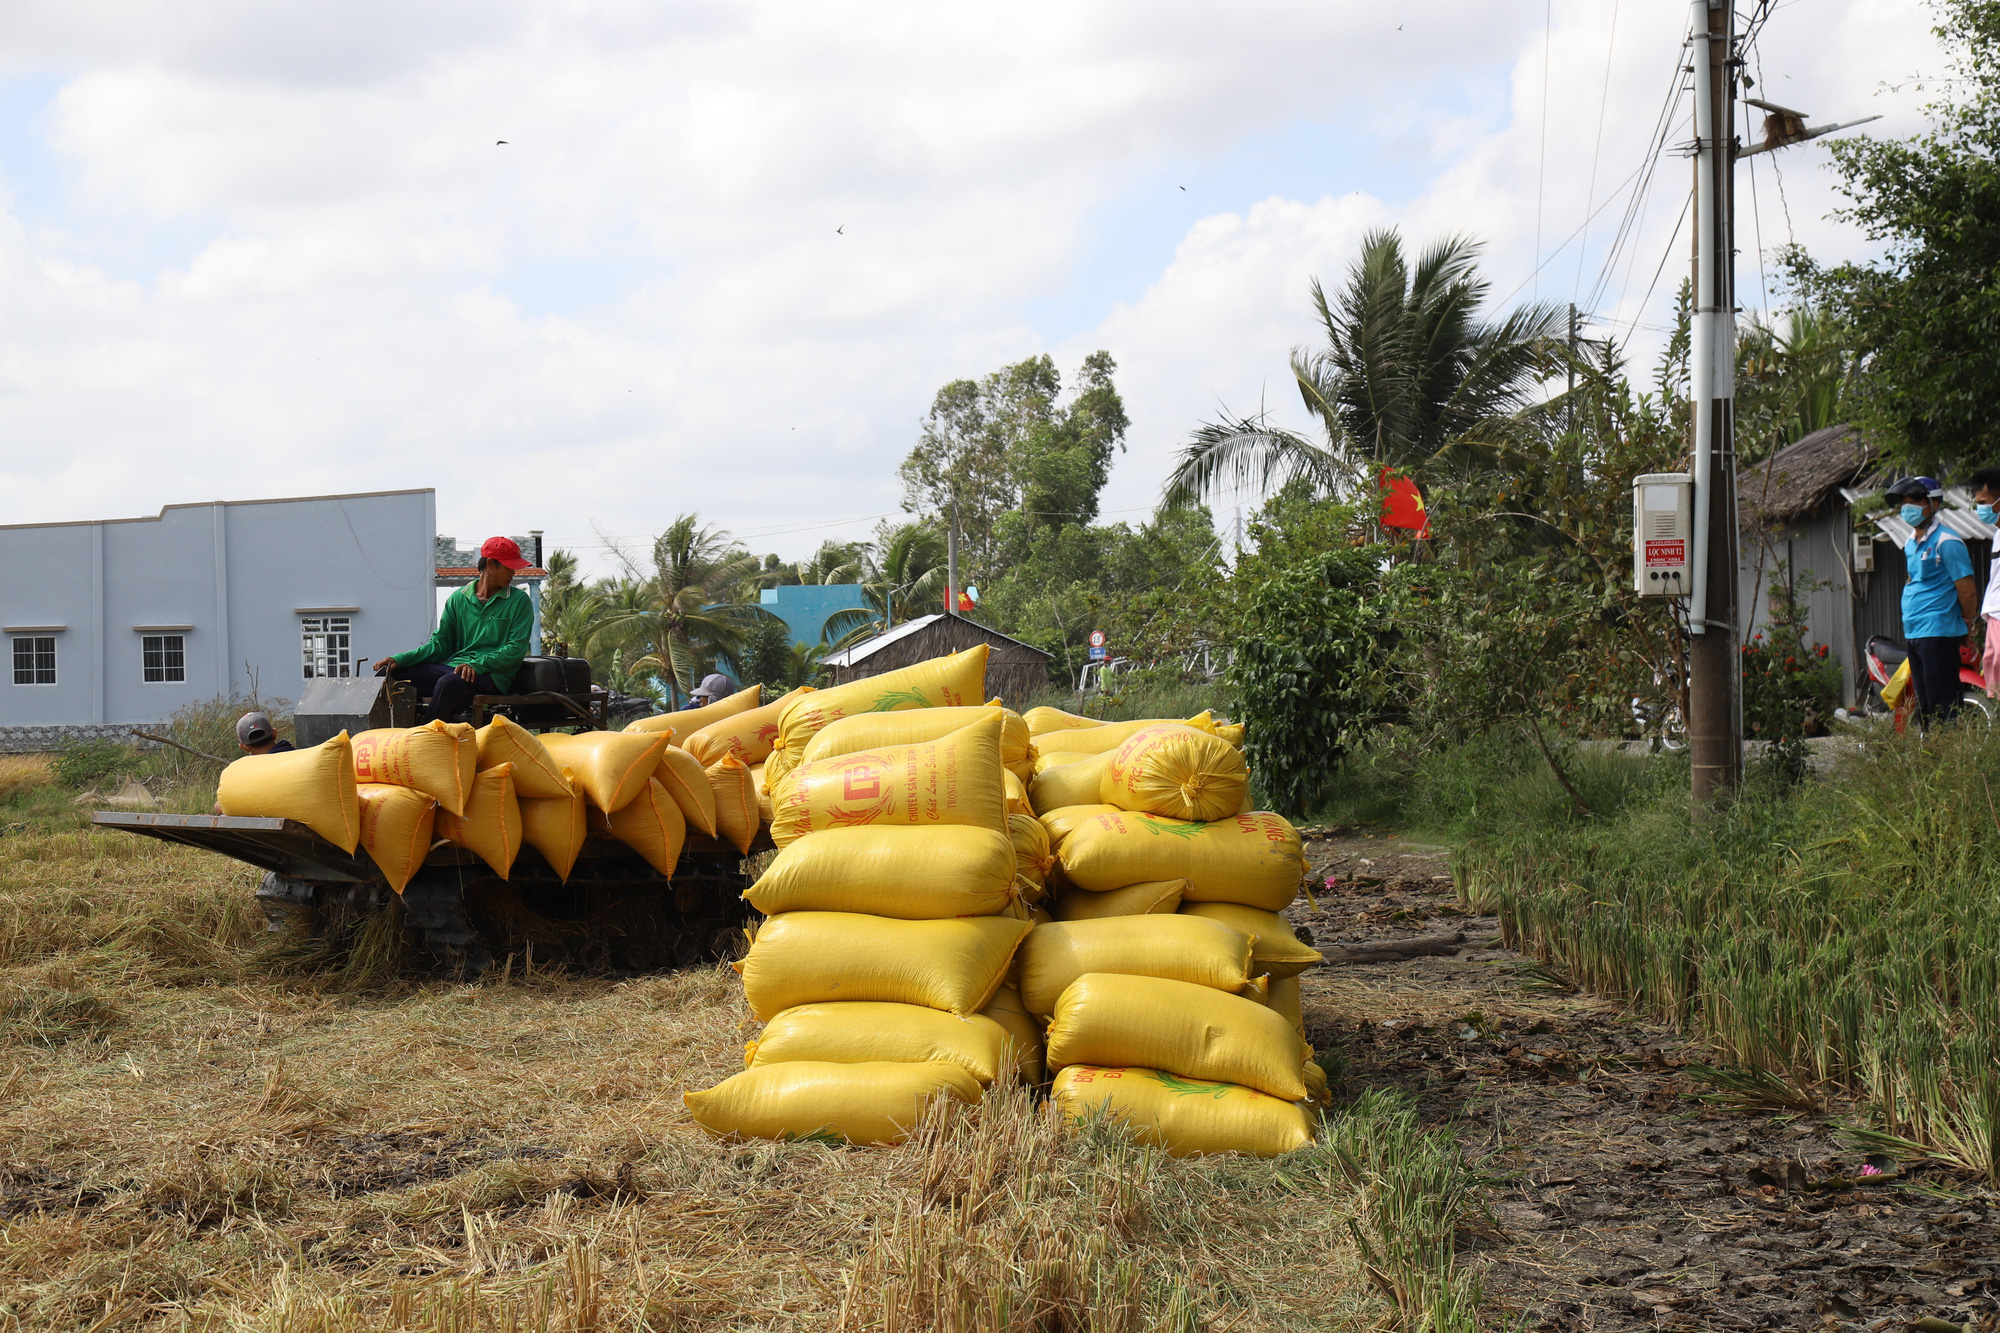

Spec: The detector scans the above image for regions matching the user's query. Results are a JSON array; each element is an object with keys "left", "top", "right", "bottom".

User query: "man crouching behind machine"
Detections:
[{"left": 375, "top": 537, "right": 534, "bottom": 723}]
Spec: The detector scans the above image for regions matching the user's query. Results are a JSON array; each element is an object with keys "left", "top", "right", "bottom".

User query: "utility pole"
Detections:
[
  {"left": 1686, "top": 0, "right": 1742, "bottom": 814},
  {"left": 946, "top": 501, "right": 959, "bottom": 617}
]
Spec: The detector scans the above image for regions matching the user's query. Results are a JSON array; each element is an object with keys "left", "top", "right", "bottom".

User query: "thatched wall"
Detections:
[{"left": 829, "top": 614, "right": 1053, "bottom": 705}]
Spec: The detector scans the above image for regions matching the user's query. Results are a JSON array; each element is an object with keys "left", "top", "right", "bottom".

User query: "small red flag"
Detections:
[{"left": 1379, "top": 468, "right": 1431, "bottom": 538}]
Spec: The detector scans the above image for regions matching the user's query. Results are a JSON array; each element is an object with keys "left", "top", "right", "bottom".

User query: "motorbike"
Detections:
[{"left": 1859, "top": 634, "right": 1993, "bottom": 729}]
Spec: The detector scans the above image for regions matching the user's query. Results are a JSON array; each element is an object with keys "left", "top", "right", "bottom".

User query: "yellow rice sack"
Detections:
[
  {"left": 1215, "top": 722, "right": 1245, "bottom": 748},
  {"left": 1018, "top": 916, "right": 1257, "bottom": 1019},
  {"left": 1027, "top": 714, "right": 1215, "bottom": 758},
  {"left": 1023, "top": 705, "right": 1105, "bottom": 736},
  {"left": 735, "top": 911, "right": 1031, "bottom": 1021},
  {"left": 749, "top": 762, "right": 774, "bottom": 824},
  {"left": 1266, "top": 974, "right": 1305, "bottom": 1040},
  {"left": 1053, "top": 879, "right": 1186, "bottom": 921},
  {"left": 655, "top": 746, "right": 718, "bottom": 838},
  {"left": 748, "top": 1002, "right": 1009, "bottom": 1085},
  {"left": 519, "top": 767, "right": 587, "bottom": 880},
  {"left": 1003, "top": 768, "right": 1034, "bottom": 816},
  {"left": 1008, "top": 814, "right": 1054, "bottom": 897},
  {"left": 435, "top": 762, "right": 521, "bottom": 878},
  {"left": 1301, "top": 1049, "right": 1329, "bottom": 1105},
  {"left": 706, "top": 755, "right": 759, "bottom": 855},
  {"left": 588, "top": 776, "right": 685, "bottom": 876},
  {"left": 1058, "top": 811, "right": 1306, "bottom": 912},
  {"left": 982, "top": 985, "right": 1046, "bottom": 1085},
  {"left": 1032, "top": 750, "right": 1093, "bottom": 776},
  {"left": 1038, "top": 804, "right": 1119, "bottom": 851},
  {"left": 352, "top": 721, "right": 476, "bottom": 816},
  {"left": 1051, "top": 1066, "right": 1312, "bottom": 1157},
  {"left": 356, "top": 782, "right": 437, "bottom": 894},
  {"left": 745, "top": 825, "right": 1017, "bottom": 919},
  {"left": 626, "top": 682, "right": 764, "bottom": 738},
  {"left": 685, "top": 686, "right": 814, "bottom": 766},
  {"left": 1046, "top": 973, "right": 1306, "bottom": 1101},
  {"left": 801, "top": 704, "right": 1035, "bottom": 782},
  {"left": 769, "top": 711, "right": 1007, "bottom": 848},
  {"left": 773, "top": 645, "right": 990, "bottom": 771},
  {"left": 472, "top": 716, "right": 571, "bottom": 800},
  {"left": 1100, "top": 725, "right": 1249, "bottom": 823},
  {"left": 1029, "top": 752, "right": 1110, "bottom": 813},
  {"left": 218, "top": 733, "right": 360, "bottom": 853},
  {"left": 1030, "top": 904, "right": 1053, "bottom": 925},
  {"left": 540, "top": 729, "right": 669, "bottom": 814},
  {"left": 686, "top": 1060, "right": 981, "bottom": 1146},
  {"left": 1180, "top": 903, "right": 1323, "bottom": 978}
]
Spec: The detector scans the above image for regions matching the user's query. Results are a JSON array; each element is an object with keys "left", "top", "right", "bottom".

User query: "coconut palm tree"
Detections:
[
  {"left": 599, "top": 515, "right": 780, "bottom": 706},
  {"left": 1162, "top": 229, "right": 1567, "bottom": 508}
]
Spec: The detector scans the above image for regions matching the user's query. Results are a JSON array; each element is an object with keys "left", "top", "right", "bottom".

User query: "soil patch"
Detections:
[{"left": 1292, "top": 828, "right": 2000, "bottom": 1332}]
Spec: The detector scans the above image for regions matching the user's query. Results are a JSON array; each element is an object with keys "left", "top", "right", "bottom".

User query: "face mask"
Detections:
[
  {"left": 1979, "top": 504, "right": 1996, "bottom": 525},
  {"left": 1902, "top": 504, "right": 1927, "bottom": 526}
]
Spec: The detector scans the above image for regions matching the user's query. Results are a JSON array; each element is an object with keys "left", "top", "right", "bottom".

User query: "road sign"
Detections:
[
  {"left": 1088, "top": 646, "right": 1107, "bottom": 661},
  {"left": 1088, "top": 630, "right": 1106, "bottom": 648}
]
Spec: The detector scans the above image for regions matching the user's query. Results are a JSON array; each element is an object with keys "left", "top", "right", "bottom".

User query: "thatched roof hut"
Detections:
[
  {"left": 1738, "top": 424, "right": 1876, "bottom": 531},
  {"left": 823, "top": 613, "right": 1053, "bottom": 704}
]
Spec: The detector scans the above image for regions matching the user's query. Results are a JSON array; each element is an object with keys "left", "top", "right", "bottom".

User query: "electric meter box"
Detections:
[{"left": 1632, "top": 472, "right": 1693, "bottom": 597}]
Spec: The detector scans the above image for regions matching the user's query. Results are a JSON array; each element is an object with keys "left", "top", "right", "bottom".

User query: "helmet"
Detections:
[{"left": 1886, "top": 476, "right": 1943, "bottom": 501}]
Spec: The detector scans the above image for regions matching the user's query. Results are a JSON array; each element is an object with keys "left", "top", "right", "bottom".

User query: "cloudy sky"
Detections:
[{"left": 0, "top": 0, "right": 1947, "bottom": 570}]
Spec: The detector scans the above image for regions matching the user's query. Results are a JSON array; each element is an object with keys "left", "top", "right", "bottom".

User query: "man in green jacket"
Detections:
[{"left": 375, "top": 537, "right": 535, "bottom": 723}]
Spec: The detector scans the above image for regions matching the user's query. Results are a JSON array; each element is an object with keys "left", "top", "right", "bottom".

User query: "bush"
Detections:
[{"left": 52, "top": 740, "right": 142, "bottom": 791}]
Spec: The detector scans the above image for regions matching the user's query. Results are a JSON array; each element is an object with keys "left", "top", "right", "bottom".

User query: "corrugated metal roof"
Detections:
[
  {"left": 1847, "top": 486, "right": 1999, "bottom": 546},
  {"left": 822, "top": 611, "right": 1052, "bottom": 668}
]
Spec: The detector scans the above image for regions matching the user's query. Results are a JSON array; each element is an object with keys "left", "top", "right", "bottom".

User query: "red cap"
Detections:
[{"left": 480, "top": 536, "right": 532, "bottom": 570}]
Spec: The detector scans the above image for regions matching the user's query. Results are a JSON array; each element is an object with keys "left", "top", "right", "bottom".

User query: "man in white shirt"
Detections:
[{"left": 1972, "top": 468, "right": 2000, "bottom": 695}]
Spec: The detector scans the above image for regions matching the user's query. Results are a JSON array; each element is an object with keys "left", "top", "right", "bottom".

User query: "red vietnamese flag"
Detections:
[{"left": 1379, "top": 468, "right": 1432, "bottom": 538}]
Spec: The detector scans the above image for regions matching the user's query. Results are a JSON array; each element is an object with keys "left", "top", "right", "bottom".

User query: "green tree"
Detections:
[
  {"left": 1783, "top": 0, "right": 2000, "bottom": 473},
  {"left": 600, "top": 515, "right": 776, "bottom": 706},
  {"left": 1163, "top": 230, "right": 1566, "bottom": 508}
]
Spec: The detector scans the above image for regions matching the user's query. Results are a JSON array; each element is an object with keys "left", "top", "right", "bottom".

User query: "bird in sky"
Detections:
[
  {"left": 496, "top": 140, "right": 509, "bottom": 145},
  {"left": 1179, "top": 185, "right": 1186, "bottom": 191},
  {"left": 836, "top": 225, "right": 845, "bottom": 234}
]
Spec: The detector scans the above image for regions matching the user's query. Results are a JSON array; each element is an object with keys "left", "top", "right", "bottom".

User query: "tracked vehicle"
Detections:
[{"left": 96, "top": 662, "right": 762, "bottom": 975}]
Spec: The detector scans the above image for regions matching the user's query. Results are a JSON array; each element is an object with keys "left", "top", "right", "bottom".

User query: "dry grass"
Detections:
[
  {"left": 0, "top": 755, "right": 55, "bottom": 805},
  {"left": 0, "top": 823, "right": 1398, "bottom": 1331}
]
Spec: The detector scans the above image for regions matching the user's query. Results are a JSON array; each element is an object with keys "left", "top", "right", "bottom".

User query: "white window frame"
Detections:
[
  {"left": 302, "top": 615, "right": 353, "bottom": 679},
  {"left": 141, "top": 634, "right": 186, "bottom": 684},
  {"left": 11, "top": 635, "right": 56, "bottom": 686}
]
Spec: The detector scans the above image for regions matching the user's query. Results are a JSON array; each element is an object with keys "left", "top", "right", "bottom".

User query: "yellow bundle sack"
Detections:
[
  {"left": 435, "top": 762, "right": 520, "bottom": 878},
  {"left": 1058, "top": 811, "right": 1306, "bottom": 912},
  {"left": 357, "top": 782, "right": 437, "bottom": 894},
  {"left": 1027, "top": 714, "right": 1215, "bottom": 757},
  {"left": 1045, "top": 972, "right": 1307, "bottom": 1101},
  {"left": 1215, "top": 722, "right": 1245, "bottom": 748},
  {"left": 1009, "top": 814, "right": 1054, "bottom": 897},
  {"left": 1023, "top": 705, "right": 1104, "bottom": 736},
  {"left": 706, "top": 755, "right": 759, "bottom": 855},
  {"left": 1053, "top": 879, "right": 1186, "bottom": 921},
  {"left": 750, "top": 762, "right": 775, "bottom": 823},
  {"left": 1051, "top": 1066, "right": 1313, "bottom": 1158},
  {"left": 773, "top": 645, "right": 990, "bottom": 771},
  {"left": 736, "top": 911, "right": 1031, "bottom": 1021},
  {"left": 352, "top": 721, "right": 475, "bottom": 816},
  {"left": 1018, "top": 916, "right": 1257, "bottom": 1018},
  {"left": 626, "top": 682, "right": 764, "bottom": 738},
  {"left": 1266, "top": 974, "right": 1305, "bottom": 1039},
  {"left": 769, "top": 711, "right": 1007, "bottom": 848},
  {"left": 472, "top": 717, "right": 571, "bottom": 800},
  {"left": 685, "top": 686, "right": 814, "bottom": 766},
  {"left": 588, "top": 776, "right": 685, "bottom": 876},
  {"left": 686, "top": 1060, "right": 981, "bottom": 1146},
  {"left": 520, "top": 767, "right": 587, "bottom": 880},
  {"left": 1033, "top": 750, "right": 1093, "bottom": 776},
  {"left": 655, "top": 746, "right": 719, "bottom": 838},
  {"left": 801, "top": 703, "right": 1035, "bottom": 782},
  {"left": 1029, "top": 752, "right": 1110, "bottom": 813},
  {"left": 1181, "top": 903, "right": 1323, "bottom": 978},
  {"left": 982, "top": 985, "right": 1046, "bottom": 1085},
  {"left": 1038, "top": 804, "right": 1119, "bottom": 851},
  {"left": 540, "top": 729, "right": 669, "bottom": 814},
  {"left": 1101, "top": 724, "right": 1249, "bottom": 823},
  {"left": 1003, "top": 768, "right": 1033, "bottom": 816},
  {"left": 218, "top": 733, "right": 360, "bottom": 853},
  {"left": 748, "top": 1002, "right": 1010, "bottom": 1085},
  {"left": 745, "top": 825, "right": 1017, "bottom": 919}
]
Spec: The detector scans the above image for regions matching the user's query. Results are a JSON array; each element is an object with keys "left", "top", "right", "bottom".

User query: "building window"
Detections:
[
  {"left": 302, "top": 616, "right": 352, "bottom": 679},
  {"left": 11, "top": 636, "right": 56, "bottom": 686},
  {"left": 141, "top": 635, "right": 186, "bottom": 683}
]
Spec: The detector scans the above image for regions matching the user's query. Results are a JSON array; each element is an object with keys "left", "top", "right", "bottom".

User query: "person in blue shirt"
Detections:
[{"left": 1889, "top": 476, "right": 1981, "bottom": 725}]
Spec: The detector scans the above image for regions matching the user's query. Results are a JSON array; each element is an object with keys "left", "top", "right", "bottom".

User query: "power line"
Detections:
[
  {"left": 1573, "top": 0, "right": 1623, "bottom": 304},
  {"left": 1534, "top": 0, "right": 1553, "bottom": 299},
  {"left": 1580, "top": 15, "right": 1695, "bottom": 318}
]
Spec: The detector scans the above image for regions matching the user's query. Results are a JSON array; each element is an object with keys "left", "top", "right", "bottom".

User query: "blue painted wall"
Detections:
[{"left": 758, "top": 584, "right": 876, "bottom": 647}]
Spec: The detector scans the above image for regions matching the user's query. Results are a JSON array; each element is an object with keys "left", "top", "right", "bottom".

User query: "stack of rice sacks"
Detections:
[
  {"left": 685, "top": 645, "right": 1055, "bottom": 1146},
  {"left": 1019, "top": 706, "right": 1325, "bottom": 1157},
  {"left": 216, "top": 701, "right": 781, "bottom": 890}
]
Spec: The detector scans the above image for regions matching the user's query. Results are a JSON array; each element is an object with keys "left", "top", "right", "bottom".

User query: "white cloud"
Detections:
[{"left": 0, "top": 0, "right": 1947, "bottom": 566}]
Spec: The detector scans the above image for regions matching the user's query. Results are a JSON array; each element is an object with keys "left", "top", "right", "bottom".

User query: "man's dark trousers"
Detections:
[
  {"left": 1907, "top": 635, "right": 1965, "bottom": 726},
  {"left": 390, "top": 662, "right": 501, "bottom": 724}
]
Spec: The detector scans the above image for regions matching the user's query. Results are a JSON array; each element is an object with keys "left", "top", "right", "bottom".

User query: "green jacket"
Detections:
[{"left": 396, "top": 584, "right": 534, "bottom": 692}]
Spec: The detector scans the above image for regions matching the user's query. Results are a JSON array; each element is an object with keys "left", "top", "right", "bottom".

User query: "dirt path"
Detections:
[{"left": 1290, "top": 829, "right": 2000, "bottom": 1333}]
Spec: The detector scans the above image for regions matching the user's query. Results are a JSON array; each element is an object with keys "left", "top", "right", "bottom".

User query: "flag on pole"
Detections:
[{"left": 1379, "top": 468, "right": 1432, "bottom": 538}]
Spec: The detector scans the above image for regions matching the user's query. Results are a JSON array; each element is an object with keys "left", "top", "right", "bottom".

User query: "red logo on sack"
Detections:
[{"left": 842, "top": 764, "right": 884, "bottom": 801}]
